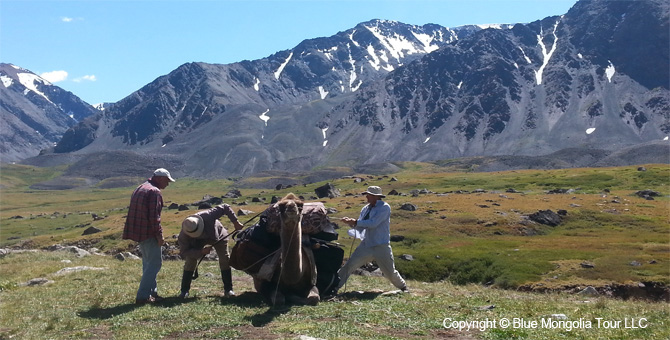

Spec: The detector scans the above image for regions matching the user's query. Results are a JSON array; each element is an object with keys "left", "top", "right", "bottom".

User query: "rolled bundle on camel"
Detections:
[{"left": 230, "top": 193, "right": 342, "bottom": 306}]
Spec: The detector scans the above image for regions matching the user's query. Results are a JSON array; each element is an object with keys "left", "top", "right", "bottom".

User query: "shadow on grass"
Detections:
[
  {"left": 78, "top": 297, "right": 198, "bottom": 320},
  {"left": 337, "top": 290, "right": 384, "bottom": 301}
]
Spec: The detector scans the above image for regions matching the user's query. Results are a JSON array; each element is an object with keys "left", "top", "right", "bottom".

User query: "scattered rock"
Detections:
[
  {"left": 578, "top": 286, "right": 599, "bottom": 296},
  {"left": 635, "top": 190, "right": 660, "bottom": 200},
  {"left": 550, "top": 314, "right": 568, "bottom": 320},
  {"left": 82, "top": 226, "right": 102, "bottom": 235},
  {"left": 64, "top": 246, "right": 91, "bottom": 257},
  {"left": 630, "top": 261, "right": 642, "bottom": 267},
  {"left": 54, "top": 266, "right": 106, "bottom": 276},
  {"left": 400, "top": 254, "right": 414, "bottom": 261},
  {"left": 167, "top": 203, "right": 180, "bottom": 210},
  {"left": 580, "top": 261, "right": 595, "bottom": 268},
  {"left": 194, "top": 194, "right": 223, "bottom": 206},
  {"left": 388, "top": 189, "right": 400, "bottom": 196},
  {"left": 478, "top": 305, "right": 496, "bottom": 310},
  {"left": 178, "top": 204, "right": 190, "bottom": 211},
  {"left": 237, "top": 209, "right": 255, "bottom": 216},
  {"left": 223, "top": 190, "right": 242, "bottom": 198},
  {"left": 547, "top": 188, "right": 575, "bottom": 194},
  {"left": 123, "top": 252, "right": 140, "bottom": 260},
  {"left": 21, "top": 278, "right": 54, "bottom": 286},
  {"left": 637, "top": 167, "right": 647, "bottom": 171}
]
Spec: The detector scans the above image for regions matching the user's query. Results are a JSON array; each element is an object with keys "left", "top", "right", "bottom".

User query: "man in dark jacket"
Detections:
[
  {"left": 178, "top": 204, "right": 243, "bottom": 298},
  {"left": 123, "top": 168, "right": 175, "bottom": 304}
]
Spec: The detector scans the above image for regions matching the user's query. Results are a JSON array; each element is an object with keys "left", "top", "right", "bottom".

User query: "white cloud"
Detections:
[
  {"left": 40, "top": 70, "right": 68, "bottom": 83},
  {"left": 73, "top": 75, "right": 97, "bottom": 82},
  {"left": 61, "top": 17, "right": 74, "bottom": 22}
]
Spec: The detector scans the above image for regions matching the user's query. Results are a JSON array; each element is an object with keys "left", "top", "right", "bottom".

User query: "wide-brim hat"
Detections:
[
  {"left": 182, "top": 215, "right": 204, "bottom": 238},
  {"left": 362, "top": 185, "right": 385, "bottom": 198}
]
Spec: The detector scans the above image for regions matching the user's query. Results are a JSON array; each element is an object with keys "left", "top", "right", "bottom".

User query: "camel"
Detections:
[{"left": 252, "top": 193, "right": 320, "bottom": 306}]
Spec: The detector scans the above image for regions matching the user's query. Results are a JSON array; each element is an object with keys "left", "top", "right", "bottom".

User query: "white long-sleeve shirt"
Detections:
[{"left": 352, "top": 200, "right": 391, "bottom": 248}]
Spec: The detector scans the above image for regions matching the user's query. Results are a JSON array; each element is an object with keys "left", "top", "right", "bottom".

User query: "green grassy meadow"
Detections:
[{"left": 1, "top": 162, "right": 669, "bottom": 339}]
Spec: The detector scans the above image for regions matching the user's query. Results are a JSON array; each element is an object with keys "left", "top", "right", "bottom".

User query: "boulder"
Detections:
[
  {"left": 400, "top": 203, "right": 417, "bottom": 211},
  {"left": 193, "top": 194, "right": 223, "bottom": 206},
  {"left": 314, "top": 183, "right": 340, "bottom": 198},
  {"left": 223, "top": 190, "right": 242, "bottom": 198},
  {"left": 635, "top": 190, "right": 661, "bottom": 200},
  {"left": 528, "top": 210, "right": 562, "bottom": 226}
]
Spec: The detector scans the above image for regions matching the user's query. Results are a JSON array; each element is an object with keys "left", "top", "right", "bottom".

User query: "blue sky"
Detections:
[{"left": 1, "top": 0, "right": 577, "bottom": 105}]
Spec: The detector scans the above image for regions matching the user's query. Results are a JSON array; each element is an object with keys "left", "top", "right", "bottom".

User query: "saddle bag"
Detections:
[{"left": 229, "top": 222, "right": 279, "bottom": 274}]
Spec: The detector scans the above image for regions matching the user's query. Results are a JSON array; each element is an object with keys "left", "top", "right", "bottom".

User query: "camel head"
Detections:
[{"left": 277, "top": 193, "right": 303, "bottom": 226}]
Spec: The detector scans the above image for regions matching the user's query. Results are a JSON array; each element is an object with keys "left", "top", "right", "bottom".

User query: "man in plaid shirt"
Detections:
[{"left": 123, "top": 168, "right": 175, "bottom": 304}]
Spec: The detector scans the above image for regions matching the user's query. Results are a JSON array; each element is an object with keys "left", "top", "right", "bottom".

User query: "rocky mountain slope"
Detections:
[
  {"left": 19, "top": 0, "right": 670, "bottom": 179},
  {"left": 0, "top": 64, "right": 99, "bottom": 162}
]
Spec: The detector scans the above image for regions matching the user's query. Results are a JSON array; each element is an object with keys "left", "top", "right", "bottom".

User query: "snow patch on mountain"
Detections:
[
  {"left": 535, "top": 19, "right": 561, "bottom": 85},
  {"left": 259, "top": 109, "right": 270, "bottom": 126},
  {"left": 319, "top": 86, "right": 328, "bottom": 99},
  {"left": 253, "top": 77, "right": 260, "bottom": 91},
  {"left": 1, "top": 75, "right": 12, "bottom": 87},
  {"left": 606, "top": 61, "right": 616, "bottom": 82},
  {"left": 17, "top": 72, "right": 54, "bottom": 104},
  {"left": 274, "top": 52, "right": 293, "bottom": 80}
]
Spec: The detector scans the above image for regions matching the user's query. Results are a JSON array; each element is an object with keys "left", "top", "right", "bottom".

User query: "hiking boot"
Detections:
[
  {"left": 401, "top": 286, "right": 410, "bottom": 293},
  {"left": 224, "top": 290, "right": 235, "bottom": 298},
  {"left": 179, "top": 291, "right": 189, "bottom": 299},
  {"left": 135, "top": 296, "right": 155, "bottom": 304},
  {"left": 150, "top": 294, "right": 165, "bottom": 302}
]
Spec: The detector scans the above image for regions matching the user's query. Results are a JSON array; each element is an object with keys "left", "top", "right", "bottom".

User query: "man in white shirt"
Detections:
[{"left": 337, "top": 186, "right": 408, "bottom": 292}]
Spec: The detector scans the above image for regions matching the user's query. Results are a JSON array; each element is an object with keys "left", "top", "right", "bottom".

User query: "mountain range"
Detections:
[{"left": 3, "top": 0, "right": 669, "bottom": 181}]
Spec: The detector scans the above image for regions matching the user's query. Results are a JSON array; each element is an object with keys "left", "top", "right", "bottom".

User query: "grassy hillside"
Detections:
[
  {"left": 1, "top": 162, "right": 669, "bottom": 338},
  {"left": 1, "top": 250, "right": 668, "bottom": 340},
  {"left": 2, "top": 163, "right": 668, "bottom": 287}
]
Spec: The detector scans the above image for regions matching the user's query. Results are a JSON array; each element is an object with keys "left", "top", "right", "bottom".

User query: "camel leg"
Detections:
[
  {"left": 306, "top": 286, "right": 320, "bottom": 306},
  {"left": 285, "top": 286, "right": 320, "bottom": 306},
  {"left": 254, "top": 278, "right": 285, "bottom": 306}
]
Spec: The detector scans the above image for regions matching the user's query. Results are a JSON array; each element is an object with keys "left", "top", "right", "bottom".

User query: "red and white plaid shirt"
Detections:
[{"left": 122, "top": 179, "right": 164, "bottom": 242}]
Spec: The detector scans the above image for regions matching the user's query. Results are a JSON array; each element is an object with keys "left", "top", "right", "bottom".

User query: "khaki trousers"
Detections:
[
  {"left": 337, "top": 243, "right": 406, "bottom": 290},
  {"left": 183, "top": 240, "right": 230, "bottom": 272}
]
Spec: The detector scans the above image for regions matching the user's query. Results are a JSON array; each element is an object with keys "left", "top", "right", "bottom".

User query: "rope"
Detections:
[
  {"left": 192, "top": 212, "right": 263, "bottom": 280},
  {"left": 342, "top": 233, "right": 356, "bottom": 294}
]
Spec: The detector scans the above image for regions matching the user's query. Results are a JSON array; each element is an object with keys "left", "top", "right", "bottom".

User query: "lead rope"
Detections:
[{"left": 192, "top": 212, "right": 263, "bottom": 280}]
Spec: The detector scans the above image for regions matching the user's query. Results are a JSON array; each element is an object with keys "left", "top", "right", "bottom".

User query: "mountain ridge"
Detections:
[{"left": 7, "top": 1, "right": 670, "bottom": 179}]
